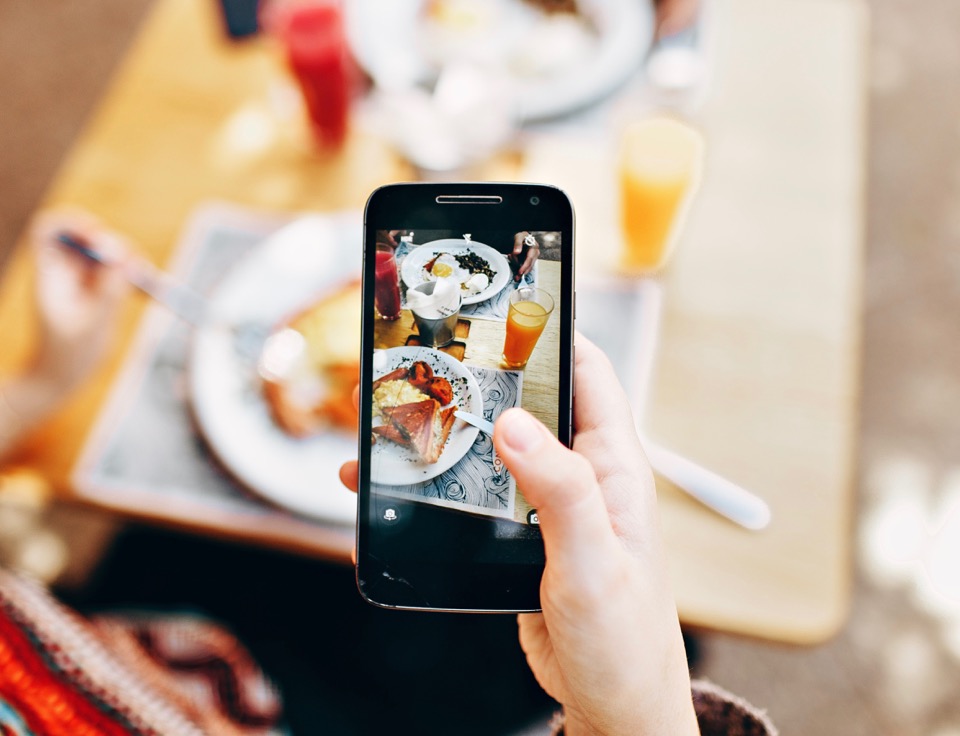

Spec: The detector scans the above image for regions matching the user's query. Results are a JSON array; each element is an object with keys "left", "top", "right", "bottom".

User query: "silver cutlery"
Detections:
[
  {"left": 57, "top": 232, "right": 270, "bottom": 362},
  {"left": 454, "top": 410, "right": 494, "bottom": 436}
]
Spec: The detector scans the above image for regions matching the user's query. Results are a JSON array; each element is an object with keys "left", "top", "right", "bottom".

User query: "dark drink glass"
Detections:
[{"left": 374, "top": 245, "right": 402, "bottom": 320}]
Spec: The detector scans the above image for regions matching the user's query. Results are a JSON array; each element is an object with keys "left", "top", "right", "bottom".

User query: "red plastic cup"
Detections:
[
  {"left": 374, "top": 244, "right": 402, "bottom": 320},
  {"left": 268, "top": 0, "right": 352, "bottom": 149}
]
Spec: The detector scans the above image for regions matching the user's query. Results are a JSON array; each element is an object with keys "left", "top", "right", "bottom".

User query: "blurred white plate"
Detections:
[
  {"left": 371, "top": 346, "right": 483, "bottom": 485},
  {"left": 345, "top": 0, "right": 653, "bottom": 121},
  {"left": 400, "top": 239, "right": 511, "bottom": 305},
  {"left": 188, "top": 214, "right": 362, "bottom": 524}
]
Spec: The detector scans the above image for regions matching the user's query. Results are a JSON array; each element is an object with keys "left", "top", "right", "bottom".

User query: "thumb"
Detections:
[{"left": 494, "top": 409, "right": 620, "bottom": 575}]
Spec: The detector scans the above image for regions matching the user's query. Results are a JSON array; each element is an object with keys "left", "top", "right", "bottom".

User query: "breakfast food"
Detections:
[
  {"left": 372, "top": 360, "right": 457, "bottom": 464},
  {"left": 376, "top": 399, "right": 456, "bottom": 465},
  {"left": 260, "top": 280, "right": 361, "bottom": 438},
  {"left": 423, "top": 251, "right": 493, "bottom": 296}
]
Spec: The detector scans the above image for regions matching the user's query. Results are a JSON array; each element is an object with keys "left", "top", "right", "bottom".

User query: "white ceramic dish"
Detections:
[
  {"left": 344, "top": 0, "right": 654, "bottom": 121},
  {"left": 400, "top": 239, "right": 511, "bottom": 305},
  {"left": 188, "top": 214, "right": 362, "bottom": 524},
  {"left": 371, "top": 346, "right": 483, "bottom": 486}
]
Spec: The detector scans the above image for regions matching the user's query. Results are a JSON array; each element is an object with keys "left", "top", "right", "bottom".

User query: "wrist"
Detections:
[
  {"left": 559, "top": 680, "right": 701, "bottom": 736},
  {"left": 0, "top": 374, "right": 67, "bottom": 436}
]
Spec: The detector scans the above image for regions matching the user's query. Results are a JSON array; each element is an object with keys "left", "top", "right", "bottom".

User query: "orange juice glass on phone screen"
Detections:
[
  {"left": 619, "top": 117, "right": 704, "bottom": 273},
  {"left": 502, "top": 288, "right": 554, "bottom": 369}
]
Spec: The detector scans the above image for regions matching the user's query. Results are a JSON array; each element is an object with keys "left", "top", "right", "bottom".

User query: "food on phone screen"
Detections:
[
  {"left": 375, "top": 399, "right": 456, "bottom": 464},
  {"left": 261, "top": 280, "right": 361, "bottom": 437},
  {"left": 423, "top": 252, "right": 492, "bottom": 296},
  {"left": 372, "top": 360, "right": 457, "bottom": 463}
]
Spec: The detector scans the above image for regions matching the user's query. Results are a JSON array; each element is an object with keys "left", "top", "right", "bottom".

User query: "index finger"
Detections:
[{"left": 512, "top": 232, "right": 526, "bottom": 256}]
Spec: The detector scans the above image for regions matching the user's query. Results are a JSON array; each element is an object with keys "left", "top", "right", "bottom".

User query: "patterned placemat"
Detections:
[{"left": 375, "top": 365, "right": 523, "bottom": 520}]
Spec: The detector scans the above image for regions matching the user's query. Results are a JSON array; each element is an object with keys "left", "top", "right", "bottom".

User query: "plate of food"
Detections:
[
  {"left": 370, "top": 346, "right": 483, "bottom": 486},
  {"left": 188, "top": 214, "right": 362, "bottom": 524},
  {"left": 400, "top": 239, "right": 511, "bottom": 305},
  {"left": 344, "top": 0, "right": 653, "bottom": 121}
]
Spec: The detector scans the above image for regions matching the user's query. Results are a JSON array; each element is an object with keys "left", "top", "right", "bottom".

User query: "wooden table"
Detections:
[{"left": 0, "top": 0, "right": 866, "bottom": 644}]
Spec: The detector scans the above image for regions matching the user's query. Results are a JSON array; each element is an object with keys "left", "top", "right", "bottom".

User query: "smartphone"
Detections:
[{"left": 356, "top": 183, "right": 575, "bottom": 612}]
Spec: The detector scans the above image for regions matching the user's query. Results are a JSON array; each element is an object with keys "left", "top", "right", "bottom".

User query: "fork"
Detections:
[{"left": 56, "top": 232, "right": 270, "bottom": 362}]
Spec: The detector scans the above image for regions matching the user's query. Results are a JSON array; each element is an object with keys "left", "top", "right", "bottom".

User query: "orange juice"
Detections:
[
  {"left": 503, "top": 299, "right": 550, "bottom": 369},
  {"left": 619, "top": 117, "right": 704, "bottom": 273}
]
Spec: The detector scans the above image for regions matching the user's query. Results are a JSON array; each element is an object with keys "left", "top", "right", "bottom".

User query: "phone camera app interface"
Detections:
[{"left": 370, "top": 229, "right": 562, "bottom": 526}]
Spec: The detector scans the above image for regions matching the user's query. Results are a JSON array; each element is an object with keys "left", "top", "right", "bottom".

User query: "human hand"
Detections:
[
  {"left": 375, "top": 230, "right": 403, "bottom": 248},
  {"left": 511, "top": 231, "right": 540, "bottom": 282},
  {"left": 654, "top": 0, "right": 700, "bottom": 38},
  {"left": 28, "top": 210, "right": 130, "bottom": 395},
  {"left": 336, "top": 338, "right": 698, "bottom": 735},
  {"left": 492, "top": 337, "right": 699, "bottom": 735}
]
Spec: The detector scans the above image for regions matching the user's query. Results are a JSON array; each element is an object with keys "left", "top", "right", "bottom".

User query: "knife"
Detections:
[
  {"left": 643, "top": 442, "right": 772, "bottom": 531},
  {"left": 455, "top": 410, "right": 494, "bottom": 436}
]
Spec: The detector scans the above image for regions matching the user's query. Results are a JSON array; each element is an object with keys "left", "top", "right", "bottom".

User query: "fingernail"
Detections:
[{"left": 499, "top": 410, "right": 545, "bottom": 453}]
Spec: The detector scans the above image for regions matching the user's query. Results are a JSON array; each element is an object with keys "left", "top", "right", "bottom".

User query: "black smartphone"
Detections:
[{"left": 356, "top": 182, "right": 575, "bottom": 612}]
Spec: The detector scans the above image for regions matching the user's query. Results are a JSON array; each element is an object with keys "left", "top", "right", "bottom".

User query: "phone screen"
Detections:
[{"left": 357, "top": 183, "right": 574, "bottom": 612}]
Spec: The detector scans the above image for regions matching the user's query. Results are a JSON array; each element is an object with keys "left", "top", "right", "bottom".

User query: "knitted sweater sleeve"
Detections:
[
  {"left": 548, "top": 679, "right": 777, "bottom": 735},
  {"left": 690, "top": 679, "right": 777, "bottom": 736}
]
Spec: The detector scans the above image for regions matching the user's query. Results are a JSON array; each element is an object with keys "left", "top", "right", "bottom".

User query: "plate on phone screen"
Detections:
[
  {"left": 400, "top": 239, "right": 511, "bottom": 305},
  {"left": 188, "top": 215, "right": 361, "bottom": 524},
  {"left": 371, "top": 346, "right": 483, "bottom": 485}
]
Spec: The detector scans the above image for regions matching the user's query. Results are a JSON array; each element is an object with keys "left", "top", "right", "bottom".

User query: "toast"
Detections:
[
  {"left": 261, "top": 280, "right": 361, "bottom": 437},
  {"left": 374, "top": 398, "right": 456, "bottom": 464}
]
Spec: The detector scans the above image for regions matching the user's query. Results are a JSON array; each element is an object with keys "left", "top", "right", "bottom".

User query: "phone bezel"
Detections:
[{"left": 356, "top": 182, "right": 575, "bottom": 613}]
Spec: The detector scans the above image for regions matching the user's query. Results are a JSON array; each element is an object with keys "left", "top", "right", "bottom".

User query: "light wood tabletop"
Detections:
[
  {"left": 524, "top": 0, "right": 867, "bottom": 644},
  {"left": 0, "top": 0, "right": 866, "bottom": 643}
]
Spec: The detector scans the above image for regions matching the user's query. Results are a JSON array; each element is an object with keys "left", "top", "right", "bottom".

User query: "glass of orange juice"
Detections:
[
  {"left": 619, "top": 116, "right": 704, "bottom": 273},
  {"left": 502, "top": 288, "right": 554, "bottom": 369}
]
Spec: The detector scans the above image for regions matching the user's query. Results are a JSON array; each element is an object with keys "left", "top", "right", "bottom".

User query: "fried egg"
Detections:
[
  {"left": 428, "top": 254, "right": 469, "bottom": 283},
  {"left": 462, "top": 272, "right": 489, "bottom": 295},
  {"left": 373, "top": 380, "right": 430, "bottom": 420}
]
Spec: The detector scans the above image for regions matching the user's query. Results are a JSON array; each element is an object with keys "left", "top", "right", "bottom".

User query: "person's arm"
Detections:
[
  {"left": 654, "top": 0, "right": 700, "bottom": 38},
  {"left": 0, "top": 376, "right": 71, "bottom": 460},
  {"left": 510, "top": 231, "right": 540, "bottom": 281},
  {"left": 0, "top": 210, "right": 129, "bottom": 463}
]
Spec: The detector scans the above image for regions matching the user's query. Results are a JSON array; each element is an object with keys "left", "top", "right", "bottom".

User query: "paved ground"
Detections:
[{"left": 3, "top": 1, "right": 960, "bottom": 733}]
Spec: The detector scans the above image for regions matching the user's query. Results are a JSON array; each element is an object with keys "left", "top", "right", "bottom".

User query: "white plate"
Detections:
[
  {"left": 400, "top": 239, "right": 511, "bottom": 305},
  {"left": 344, "top": 0, "right": 653, "bottom": 121},
  {"left": 371, "top": 346, "right": 482, "bottom": 486},
  {"left": 188, "top": 214, "right": 362, "bottom": 525}
]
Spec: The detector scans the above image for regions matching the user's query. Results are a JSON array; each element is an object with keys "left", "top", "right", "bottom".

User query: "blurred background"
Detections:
[{"left": 1, "top": 0, "right": 959, "bottom": 734}]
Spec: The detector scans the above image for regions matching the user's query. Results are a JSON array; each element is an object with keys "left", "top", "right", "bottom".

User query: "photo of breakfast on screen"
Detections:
[{"left": 370, "top": 229, "right": 561, "bottom": 523}]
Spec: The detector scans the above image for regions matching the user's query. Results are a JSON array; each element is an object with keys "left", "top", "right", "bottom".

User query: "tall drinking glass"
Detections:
[
  {"left": 619, "top": 117, "right": 704, "bottom": 273},
  {"left": 374, "top": 244, "right": 401, "bottom": 320},
  {"left": 502, "top": 288, "right": 554, "bottom": 369},
  {"left": 268, "top": 0, "right": 352, "bottom": 150}
]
